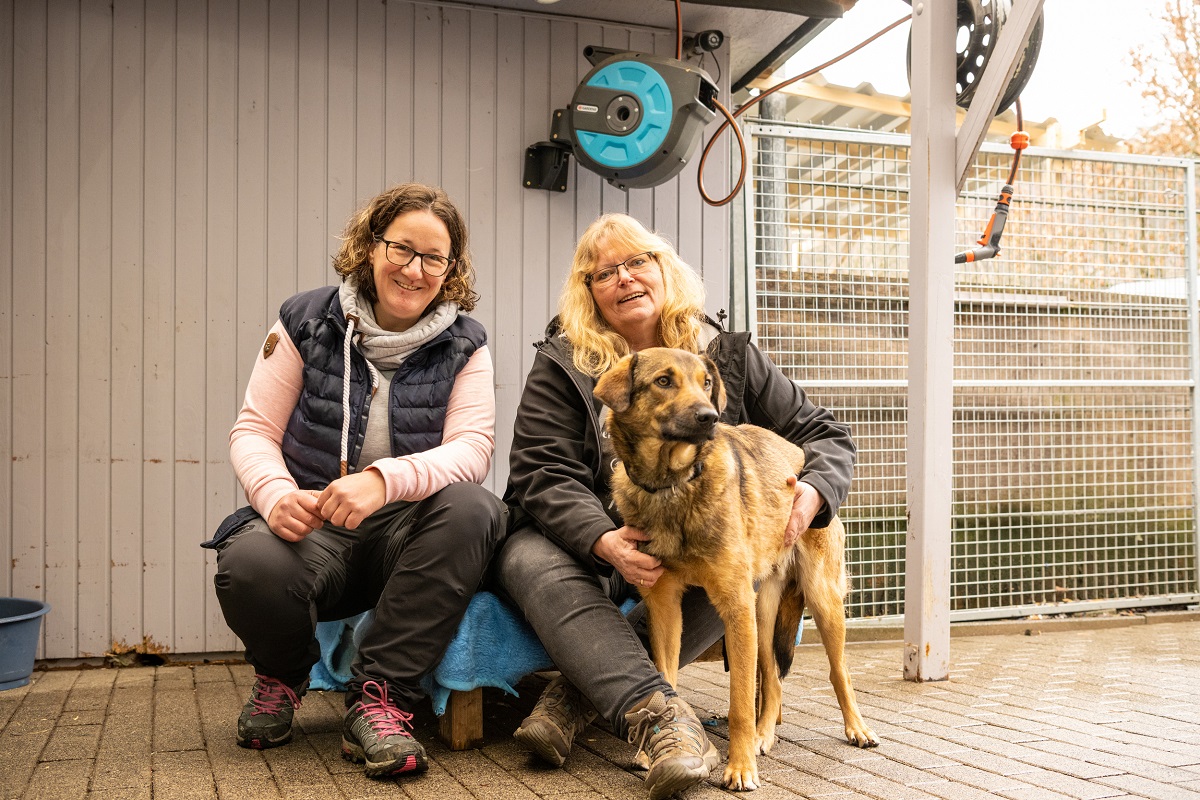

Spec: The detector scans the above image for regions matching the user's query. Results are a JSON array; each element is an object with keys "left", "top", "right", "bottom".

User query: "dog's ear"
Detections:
[
  {"left": 702, "top": 354, "right": 727, "bottom": 413},
  {"left": 594, "top": 352, "right": 638, "bottom": 412}
]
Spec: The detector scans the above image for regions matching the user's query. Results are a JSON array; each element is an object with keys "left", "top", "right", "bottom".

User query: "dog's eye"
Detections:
[
  {"left": 655, "top": 375, "right": 671, "bottom": 387},
  {"left": 704, "top": 378, "right": 712, "bottom": 389}
]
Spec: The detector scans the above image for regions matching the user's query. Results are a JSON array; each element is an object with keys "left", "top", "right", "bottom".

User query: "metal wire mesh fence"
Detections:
[{"left": 746, "top": 123, "right": 1200, "bottom": 620}]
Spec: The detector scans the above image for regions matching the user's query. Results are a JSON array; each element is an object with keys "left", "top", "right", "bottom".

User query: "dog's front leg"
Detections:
[
  {"left": 713, "top": 582, "right": 760, "bottom": 791},
  {"left": 642, "top": 572, "right": 685, "bottom": 688}
]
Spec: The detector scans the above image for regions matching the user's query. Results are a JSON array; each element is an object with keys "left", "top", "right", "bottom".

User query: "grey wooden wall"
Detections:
[{"left": 0, "top": 0, "right": 731, "bottom": 657}]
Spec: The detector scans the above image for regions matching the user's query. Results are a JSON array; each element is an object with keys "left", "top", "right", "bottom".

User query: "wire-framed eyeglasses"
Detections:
[
  {"left": 585, "top": 252, "right": 657, "bottom": 287},
  {"left": 377, "top": 238, "right": 455, "bottom": 277}
]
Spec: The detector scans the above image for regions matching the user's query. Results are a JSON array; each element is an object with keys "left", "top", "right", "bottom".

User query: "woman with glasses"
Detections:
[
  {"left": 495, "top": 213, "right": 855, "bottom": 799},
  {"left": 205, "top": 183, "right": 506, "bottom": 780}
]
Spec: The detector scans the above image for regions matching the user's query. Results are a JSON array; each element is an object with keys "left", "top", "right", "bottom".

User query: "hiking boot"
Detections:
[
  {"left": 237, "top": 674, "right": 307, "bottom": 749},
  {"left": 341, "top": 680, "right": 428, "bottom": 778},
  {"left": 624, "top": 691, "right": 720, "bottom": 800},
  {"left": 513, "top": 674, "right": 598, "bottom": 766}
]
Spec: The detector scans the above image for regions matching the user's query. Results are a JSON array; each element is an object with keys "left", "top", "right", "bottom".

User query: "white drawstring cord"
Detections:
[
  {"left": 340, "top": 315, "right": 357, "bottom": 477},
  {"left": 339, "top": 314, "right": 381, "bottom": 478}
]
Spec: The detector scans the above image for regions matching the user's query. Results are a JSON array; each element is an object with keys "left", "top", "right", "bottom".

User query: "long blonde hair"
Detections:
[{"left": 559, "top": 214, "right": 706, "bottom": 377}]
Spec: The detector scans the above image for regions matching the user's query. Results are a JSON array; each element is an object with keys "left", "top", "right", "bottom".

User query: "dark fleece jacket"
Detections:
[{"left": 503, "top": 316, "right": 857, "bottom": 568}]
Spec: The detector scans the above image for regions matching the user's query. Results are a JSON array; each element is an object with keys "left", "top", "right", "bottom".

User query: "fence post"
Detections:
[
  {"left": 1187, "top": 161, "right": 1200, "bottom": 596},
  {"left": 903, "top": 0, "right": 957, "bottom": 682}
]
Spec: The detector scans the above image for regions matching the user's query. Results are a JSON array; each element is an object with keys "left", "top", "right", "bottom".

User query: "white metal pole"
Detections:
[
  {"left": 1185, "top": 161, "right": 1200, "bottom": 596},
  {"left": 904, "top": 0, "right": 957, "bottom": 681}
]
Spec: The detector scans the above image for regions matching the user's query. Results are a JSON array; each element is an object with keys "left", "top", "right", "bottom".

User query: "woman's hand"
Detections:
[
  {"left": 592, "top": 526, "right": 664, "bottom": 589},
  {"left": 784, "top": 477, "right": 825, "bottom": 548},
  {"left": 317, "top": 470, "right": 387, "bottom": 531},
  {"left": 267, "top": 490, "right": 325, "bottom": 542}
]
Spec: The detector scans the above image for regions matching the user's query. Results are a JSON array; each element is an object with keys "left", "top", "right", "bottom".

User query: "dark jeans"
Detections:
[
  {"left": 493, "top": 521, "right": 725, "bottom": 737},
  {"left": 214, "top": 482, "right": 507, "bottom": 710}
]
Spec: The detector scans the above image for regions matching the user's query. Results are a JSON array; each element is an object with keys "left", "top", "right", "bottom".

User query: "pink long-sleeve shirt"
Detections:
[{"left": 229, "top": 319, "right": 496, "bottom": 521}]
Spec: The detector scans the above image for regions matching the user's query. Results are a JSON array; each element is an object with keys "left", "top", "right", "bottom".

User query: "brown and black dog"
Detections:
[{"left": 594, "top": 347, "right": 879, "bottom": 791}]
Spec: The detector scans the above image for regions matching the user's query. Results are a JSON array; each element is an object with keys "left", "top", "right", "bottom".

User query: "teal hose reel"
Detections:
[{"left": 524, "top": 48, "right": 718, "bottom": 192}]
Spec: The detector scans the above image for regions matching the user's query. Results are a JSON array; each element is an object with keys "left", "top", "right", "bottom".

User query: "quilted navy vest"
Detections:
[{"left": 278, "top": 286, "right": 486, "bottom": 490}]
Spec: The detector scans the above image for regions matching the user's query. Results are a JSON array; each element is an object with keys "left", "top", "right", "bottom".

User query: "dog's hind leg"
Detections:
[
  {"left": 802, "top": 524, "right": 880, "bottom": 748},
  {"left": 642, "top": 572, "right": 686, "bottom": 689}
]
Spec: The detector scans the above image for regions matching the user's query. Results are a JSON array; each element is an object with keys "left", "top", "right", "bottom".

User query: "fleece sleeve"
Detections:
[{"left": 228, "top": 320, "right": 304, "bottom": 521}]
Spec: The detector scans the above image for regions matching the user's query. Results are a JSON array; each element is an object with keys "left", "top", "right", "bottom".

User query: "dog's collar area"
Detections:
[{"left": 627, "top": 461, "right": 704, "bottom": 494}]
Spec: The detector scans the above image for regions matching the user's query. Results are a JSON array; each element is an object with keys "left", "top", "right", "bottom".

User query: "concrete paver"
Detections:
[{"left": 2, "top": 619, "right": 1199, "bottom": 799}]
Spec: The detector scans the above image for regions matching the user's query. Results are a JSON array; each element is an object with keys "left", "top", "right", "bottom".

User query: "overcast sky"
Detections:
[{"left": 781, "top": 0, "right": 1165, "bottom": 140}]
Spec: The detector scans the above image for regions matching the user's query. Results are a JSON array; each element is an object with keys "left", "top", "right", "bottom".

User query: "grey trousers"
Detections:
[
  {"left": 493, "top": 521, "right": 725, "bottom": 737},
  {"left": 214, "top": 482, "right": 507, "bottom": 710}
]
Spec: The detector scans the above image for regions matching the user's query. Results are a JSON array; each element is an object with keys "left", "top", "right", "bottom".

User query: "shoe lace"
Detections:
[
  {"left": 534, "top": 678, "right": 586, "bottom": 730},
  {"left": 626, "top": 699, "right": 703, "bottom": 759},
  {"left": 359, "top": 680, "right": 415, "bottom": 739},
  {"left": 249, "top": 675, "right": 302, "bottom": 717}
]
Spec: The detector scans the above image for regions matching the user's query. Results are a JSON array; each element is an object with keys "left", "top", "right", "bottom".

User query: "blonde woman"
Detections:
[
  {"left": 496, "top": 213, "right": 856, "bottom": 799},
  {"left": 206, "top": 183, "right": 506, "bottom": 779}
]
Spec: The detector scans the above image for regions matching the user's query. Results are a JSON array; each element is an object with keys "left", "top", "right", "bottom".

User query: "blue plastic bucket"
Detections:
[{"left": 0, "top": 598, "right": 51, "bottom": 690}]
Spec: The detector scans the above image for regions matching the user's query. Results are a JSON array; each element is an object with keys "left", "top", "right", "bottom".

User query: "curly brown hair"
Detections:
[{"left": 332, "top": 183, "right": 478, "bottom": 313}]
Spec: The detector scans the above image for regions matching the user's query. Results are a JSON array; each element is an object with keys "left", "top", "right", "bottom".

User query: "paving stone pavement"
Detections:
[{"left": 3, "top": 619, "right": 1199, "bottom": 800}]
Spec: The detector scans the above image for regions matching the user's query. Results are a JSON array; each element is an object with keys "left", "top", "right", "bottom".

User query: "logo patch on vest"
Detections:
[{"left": 263, "top": 332, "right": 279, "bottom": 359}]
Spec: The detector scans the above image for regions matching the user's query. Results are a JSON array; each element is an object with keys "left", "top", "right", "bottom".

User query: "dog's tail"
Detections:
[{"left": 772, "top": 580, "right": 805, "bottom": 680}]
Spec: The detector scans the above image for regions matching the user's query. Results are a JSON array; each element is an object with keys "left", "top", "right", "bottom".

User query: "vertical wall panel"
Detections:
[
  {"left": 544, "top": 19, "right": 577, "bottom": 330},
  {"left": 44, "top": 0, "right": 81, "bottom": 658},
  {"left": 355, "top": 0, "right": 385, "bottom": 201},
  {"left": 109, "top": 0, "right": 146, "bottom": 647},
  {"left": 325, "top": 0, "right": 356, "bottom": 259},
  {"left": 141, "top": 0, "right": 177, "bottom": 649},
  {"left": 173, "top": 0, "right": 209, "bottom": 652},
  {"left": 0, "top": 0, "right": 13, "bottom": 601},
  {"left": 2, "top": 0, "right": 731, "bottom": 657},
  {"left": 76, "top": 0, "right": 114, "bottom": 657},
  {"left": 520, "top": 16, "right": 551, "bottom": 391},
  {"left": 466, "top": 9, "right": 499, "bottom": 489},
  {"left": 203, "top": 0, "right": 240, "bottom": 652},
  {"left": 267, "top": 0, "right": 300, "bottom": 312},
  {"left": 491, "top": 9, "right": 526, "bottom": 492},
  {"left": 235, "top": 0, "right": 268, "bottom": 402},
  {"left": 438, "top": 7, "right": 469, "bottom": 207},
  {"left": 412, "top": 4, "right": 443, "bottom": 188},
  {"left": 297, "top": 0, "right": 331, "bottom": 293},
  {"left": 382, "top": 1, "right": 414, "bottom": 186},
  {"left": 11, "top": 1, "right": 48, "bottom": 629}
]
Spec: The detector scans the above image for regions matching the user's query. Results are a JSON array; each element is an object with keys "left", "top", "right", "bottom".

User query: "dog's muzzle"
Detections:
[{"left": 664, "top": 406, "right": 718, "bottom": 443}]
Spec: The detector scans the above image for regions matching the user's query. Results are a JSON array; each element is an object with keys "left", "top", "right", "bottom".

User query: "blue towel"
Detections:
[
  {"left": 308, "top": 593, "right": 777, "bottom": 717},
  {"left": 310, "top": 592, "right": 554, "bottom": 715}
]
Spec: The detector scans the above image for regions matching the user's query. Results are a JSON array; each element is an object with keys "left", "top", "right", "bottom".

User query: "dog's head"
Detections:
[{"left": 594, "top": 347, "right": 726, "bottom": 445}]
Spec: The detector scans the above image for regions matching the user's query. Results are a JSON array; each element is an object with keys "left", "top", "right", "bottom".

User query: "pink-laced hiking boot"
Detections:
[
  {"left": 237, "top": 675, "right": 307, "bottom": 749},
  {"left": 341, "top": 680, "right": 428, "bottom": 778}
]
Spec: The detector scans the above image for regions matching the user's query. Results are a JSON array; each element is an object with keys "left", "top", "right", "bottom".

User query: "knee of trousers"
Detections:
[
  {"left": 418, "top": 482, "right": 507, "bottom": 551},
  {"left": 213, "top": 529, "right": 311, "bottom": 607},
  {"left": 495, "top": 525, "right": 592, "bottom": 606}
]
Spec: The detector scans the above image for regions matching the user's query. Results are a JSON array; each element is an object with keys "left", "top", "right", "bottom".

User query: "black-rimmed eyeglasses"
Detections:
[
  {"left": 377, "top": 238, "right": 455, "bottom": 277},
  {"left": 585, "top": 252, "right": 657, "bottom": 287}
]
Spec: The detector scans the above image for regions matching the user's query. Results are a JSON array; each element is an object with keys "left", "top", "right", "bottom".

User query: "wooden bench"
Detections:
[{"left": 435, "top": 639, "right": 726, "bottom": 750}]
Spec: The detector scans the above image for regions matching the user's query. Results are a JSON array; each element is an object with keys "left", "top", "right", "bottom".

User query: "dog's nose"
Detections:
[{"left": 695, "top": 407, "right": 717, "bottom": 427}]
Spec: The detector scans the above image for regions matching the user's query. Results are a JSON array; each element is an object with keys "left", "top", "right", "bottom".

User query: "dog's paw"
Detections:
[
  {"left": 846, "top": 723, "right": 881, "bottom": 748},
  {"left": 754, "top": 730, "right": 776, "bottom": 755},
  {"left": 723, "top": 764, "right": 760, "bottom": 792}
]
